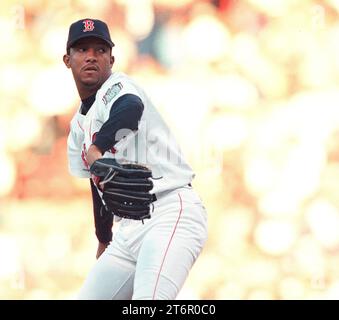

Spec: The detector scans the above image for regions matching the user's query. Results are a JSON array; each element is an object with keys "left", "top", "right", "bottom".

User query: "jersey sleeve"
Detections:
[
  {"left": 97, "top": 79, "right": 142, "bottom": 122},
  {"left": 67, "top": 116, "right": 91, "bottom": 178}
]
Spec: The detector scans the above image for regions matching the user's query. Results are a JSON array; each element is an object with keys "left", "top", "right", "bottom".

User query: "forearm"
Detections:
[{"left": 90, "top": 179, "right": 113, "bottom": 243}]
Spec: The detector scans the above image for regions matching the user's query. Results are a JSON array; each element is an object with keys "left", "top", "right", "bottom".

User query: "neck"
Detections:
[
  {"left": 78, "top": 86, "right": 99, "bottom": 100},
  {"left": 77, "top": 73, "right": 112, "bottom": 100}
]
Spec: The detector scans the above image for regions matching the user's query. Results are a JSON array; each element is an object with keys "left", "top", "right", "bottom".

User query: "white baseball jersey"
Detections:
[{"left": 67, "top": 71, "right": 194, "bottom": 195}]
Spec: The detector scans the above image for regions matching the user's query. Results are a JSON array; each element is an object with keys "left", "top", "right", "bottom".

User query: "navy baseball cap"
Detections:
[{"left": 66, "top": 18, "right": 114, "bottom": 50}]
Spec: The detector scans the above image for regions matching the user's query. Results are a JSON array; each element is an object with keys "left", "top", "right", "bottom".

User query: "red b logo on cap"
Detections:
[{"left": 83, "top": 19, "right": 94, "bottom": 32}]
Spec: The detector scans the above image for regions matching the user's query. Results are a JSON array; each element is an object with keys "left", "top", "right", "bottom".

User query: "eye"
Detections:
[
  {"left": 98, "top": 47, "right": 106, "bottom": 53},
  {"left": 78, "top": 47, "right": 86, "bottom": 52}
]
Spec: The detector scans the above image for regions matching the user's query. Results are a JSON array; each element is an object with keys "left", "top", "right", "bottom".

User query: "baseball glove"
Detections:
[{"left": 90, "top": 158, "right": 154, "bottom": 221}]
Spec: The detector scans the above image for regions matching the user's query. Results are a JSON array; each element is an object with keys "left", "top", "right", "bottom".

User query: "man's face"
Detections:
[{"left": 63, "top": 37, "right": 114, "bottom": 92}]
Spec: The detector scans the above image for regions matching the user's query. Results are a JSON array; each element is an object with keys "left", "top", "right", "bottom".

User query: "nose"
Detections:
[{"left": 85, "top": 47, "right": 97, "bottom": 62}]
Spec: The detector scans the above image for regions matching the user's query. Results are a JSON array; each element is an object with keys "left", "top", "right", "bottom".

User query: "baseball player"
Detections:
[{"left": 63, "top": 18, "right": 208, "bottom": 300}]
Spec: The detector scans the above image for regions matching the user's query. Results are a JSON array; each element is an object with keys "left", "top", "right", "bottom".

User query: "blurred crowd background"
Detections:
[{"left": 1, "top": 0, "right": 339, "bottom": 299}]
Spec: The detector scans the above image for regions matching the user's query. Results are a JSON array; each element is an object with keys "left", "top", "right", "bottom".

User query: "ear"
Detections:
[
  {"left": 110, "top": 55, "right": 115, "bottom": 67},
  {"left": 63, "top": 54, "right": 71, "bottom": 68}
]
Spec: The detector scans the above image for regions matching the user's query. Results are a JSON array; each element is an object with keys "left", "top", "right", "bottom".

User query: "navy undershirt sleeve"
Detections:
[
  {"left": 93, "top": 94, "right": 144, "bottom": 153},
  {"left": 90, "top": 179, "right": 113, "bottom": 243}
]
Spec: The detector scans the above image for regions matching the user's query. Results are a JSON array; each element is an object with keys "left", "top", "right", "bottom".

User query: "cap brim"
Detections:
[{"left": 67, "top": 34, "right": 114, "bottom": 50}]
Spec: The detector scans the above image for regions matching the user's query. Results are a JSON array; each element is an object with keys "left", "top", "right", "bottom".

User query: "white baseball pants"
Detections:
[{"left": 77, "top": 186, "right": 208, "bottom": 300}]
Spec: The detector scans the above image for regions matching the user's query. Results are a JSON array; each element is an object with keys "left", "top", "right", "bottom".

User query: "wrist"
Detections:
[{"left": 87, "top": 144, "right": 103, "bottom": 166}]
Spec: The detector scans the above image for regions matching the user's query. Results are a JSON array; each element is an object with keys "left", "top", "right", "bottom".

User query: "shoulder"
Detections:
[{"left": 97, "top": 72, "right": 144, "bottom": 108}]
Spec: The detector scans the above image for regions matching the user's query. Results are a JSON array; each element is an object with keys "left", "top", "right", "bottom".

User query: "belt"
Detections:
[{"left": 151, "top": 183, "right": 192, "bottom": 202}]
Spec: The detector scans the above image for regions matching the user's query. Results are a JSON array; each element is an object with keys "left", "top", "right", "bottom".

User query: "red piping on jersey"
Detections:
[
  {"left": 77, "top": 120, "right": 84, "bottom": 132},
  {"left": 89, "top": 121, "right": 92, "bottom": 140},
  {"left": 152, "top": 193, "right": 183, "bottom": 300}
]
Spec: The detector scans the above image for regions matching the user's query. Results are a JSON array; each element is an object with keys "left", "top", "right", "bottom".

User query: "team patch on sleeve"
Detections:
[{"left": 102, "top": 82, "right": 123, "bottom": 105}]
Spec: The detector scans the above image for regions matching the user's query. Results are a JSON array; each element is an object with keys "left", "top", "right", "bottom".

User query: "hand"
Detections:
[
  {"left": 88, "top": 144, "right": 105, "bottom": 189},
  {"left": 96, "top": 241, "right": 110, "bottom": 259},
  {"left": 86, "top": 144, "right": 103, "bottom": 166}
]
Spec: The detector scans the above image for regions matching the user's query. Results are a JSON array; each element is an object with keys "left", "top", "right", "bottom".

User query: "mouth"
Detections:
[{"left": 82, "top": 65, "right": 99, "bottom": 72}]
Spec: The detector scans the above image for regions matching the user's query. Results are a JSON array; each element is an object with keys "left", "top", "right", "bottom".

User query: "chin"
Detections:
[{"left": 82, "top": 77, "right": 100, "bottom": 87}]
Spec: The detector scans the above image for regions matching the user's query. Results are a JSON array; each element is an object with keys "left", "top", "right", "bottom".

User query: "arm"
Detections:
[
  {"left": 87, "top": 94, "right": 144, "bottom": 255},
  {"left": 90, "top": 179, "right": 113, "bottom": 258},
  {"left": 87, "top": 93, "right": 144, "bottom": 162}
]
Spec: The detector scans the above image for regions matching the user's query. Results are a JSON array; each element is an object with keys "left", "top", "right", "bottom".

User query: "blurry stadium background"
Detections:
[{"left": 1, "top": 0, "right": 339, "bottom": 299}]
